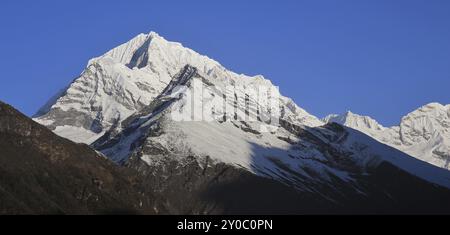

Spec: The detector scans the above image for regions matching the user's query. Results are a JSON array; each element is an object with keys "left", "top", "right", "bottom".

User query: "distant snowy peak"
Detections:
[
  {"left": 34, "top": 31, "right": 322, "bottom": 144},
  {"left": 399, "top": 103, "right": 450, "bottom": 146},
  {"left": 324, "top": 103, "right": 450, "bottom": 170},
  {"left": 323, "top": 111, "right": 385, "bottom": 134}
]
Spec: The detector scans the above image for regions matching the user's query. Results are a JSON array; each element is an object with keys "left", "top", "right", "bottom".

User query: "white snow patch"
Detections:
[{"left": 54, "top": 126, "right": 104, "bottom": 144}]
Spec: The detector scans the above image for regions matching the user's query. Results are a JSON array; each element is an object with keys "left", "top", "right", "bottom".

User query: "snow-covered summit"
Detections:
[
  {"left": 399, "top": 103, "right": 450, "bottom": 146},
  {"left": 34, "top": 31, "right": 323, "bottom": 144}
]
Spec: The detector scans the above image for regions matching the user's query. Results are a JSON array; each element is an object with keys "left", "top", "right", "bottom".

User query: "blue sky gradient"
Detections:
[{"left": 1, "top": 0, "right": 449, "bottom": 126}]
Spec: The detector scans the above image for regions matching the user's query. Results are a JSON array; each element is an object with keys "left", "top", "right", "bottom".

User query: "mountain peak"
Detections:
[
  {"left": 34, "top": 32, "right": 323, "bottom": 144},
  {"left": 323, "top": 111, "right": 385, "bottom": 132},
  {"left": 400, "top": 102, "right": 449, "bottom": 125},
  {"left": 424, "top": 102, "right": 445, "bottom": 108},
  {"left": 345, "top": 110, "right": 356, "bottom": 116},
  {"left": 145, "top": 31, "right": 167, "bottom": 44},
  {"left": 418, "top": 102, "right": 448, "bottom": 114},
  {"left": 148, "top": 31, "right": 161, "bottom": 38}
]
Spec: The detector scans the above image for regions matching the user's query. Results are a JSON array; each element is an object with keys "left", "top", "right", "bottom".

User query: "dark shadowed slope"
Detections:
[
  {"left": 125, "top": 126, "right": 450, "bottom": 215},
  {"left": 3, "top": 98, "right": 450, "bottom": 215},
  {"left": 0, "top": 100, "right": 325, "bottom": 215},
  {"left": 0, "top": 101, "right": 159, "bottom": 214}
]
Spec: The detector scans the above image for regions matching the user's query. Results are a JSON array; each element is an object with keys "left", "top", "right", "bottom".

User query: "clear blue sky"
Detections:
[{"left": 1, "top": 0, "right": 449, "bottom": 126}]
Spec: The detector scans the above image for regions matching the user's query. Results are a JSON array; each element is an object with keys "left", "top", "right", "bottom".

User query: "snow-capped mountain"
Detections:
[
  {"left": 323, "top": 103, "right": 450, "bottom": 170},
  {"left": 30, "top": 31, "right": 450, "bottom": 213},
  {"left": 34, "top": 32, "right": 322, "bottom": 144},
  {"left": 90, "top": 64, "right": 450, "bottom": 192}
]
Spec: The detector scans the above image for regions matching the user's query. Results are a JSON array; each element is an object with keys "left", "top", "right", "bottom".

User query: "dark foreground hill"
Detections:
[
  {"left": 0, "top": 101, "right": 159, "bottom": 214},
  {"left": 2, "top": 100, "right": 450, "bottom": 214}
]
